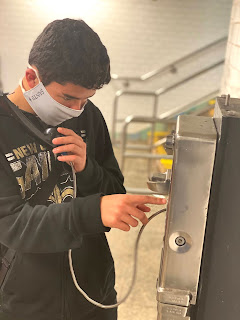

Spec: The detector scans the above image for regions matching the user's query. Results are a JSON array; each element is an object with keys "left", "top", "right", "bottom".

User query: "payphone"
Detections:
[{"left": 148, "top": 95, "right": 240, "bottom": 320}]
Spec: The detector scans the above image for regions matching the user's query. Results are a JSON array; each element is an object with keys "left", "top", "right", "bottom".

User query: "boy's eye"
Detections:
[{"left": 63, "top": 96, "right": 72, "bottom": 101}]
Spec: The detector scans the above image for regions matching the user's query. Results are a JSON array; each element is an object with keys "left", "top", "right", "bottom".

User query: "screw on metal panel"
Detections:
[
  {"left": 225, "top": 94, "right": 230, "bottom": 107},
  {"left": 175, "top": 236, "right": 186, "bottom": 247}
]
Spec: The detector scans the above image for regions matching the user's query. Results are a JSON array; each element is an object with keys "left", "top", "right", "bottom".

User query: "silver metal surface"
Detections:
[
  {"left": 157, "top": 115, "right": 217, "bottom": 317},
  {"left": 169, "top": 232, "right": 192, "bottom": 254},
  {"left": 157, "top": 302, "right": 190, "bottom": 320},
  {"left": 147, "top": 170, "right": 172, "bottom": 195},
  {"left": 158, "top": 288, "right": 191, "bottom": 307}
]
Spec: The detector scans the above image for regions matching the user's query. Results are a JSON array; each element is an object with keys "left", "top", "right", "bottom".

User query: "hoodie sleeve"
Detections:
[
  {"left": 76, "top": 107, "right": 126, "bottom": 196},
  {"left": 0, "top": 161, "right": 108, "bottom": 254}
]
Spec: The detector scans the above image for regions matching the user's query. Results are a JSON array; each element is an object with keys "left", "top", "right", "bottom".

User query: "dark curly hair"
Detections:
[{"left": 28, "top": 18, "right": 111, "bottom": 89}]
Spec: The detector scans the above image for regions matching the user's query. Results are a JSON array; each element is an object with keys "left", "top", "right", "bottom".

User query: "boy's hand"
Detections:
[
  {"left": 100, "top": 194, "right": 167, "bottom": 231},
  {"left": 52, "top": 127, "right": 86, "bottom": 172}
]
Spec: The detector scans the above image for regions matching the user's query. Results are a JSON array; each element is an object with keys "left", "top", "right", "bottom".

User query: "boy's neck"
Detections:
[{"left": 7, "top": 80, "right": 35, "bottom": 114}]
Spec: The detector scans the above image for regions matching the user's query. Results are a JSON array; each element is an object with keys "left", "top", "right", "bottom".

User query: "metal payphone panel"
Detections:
[
  {"left": 193, "top": 96, "right": 240, "bottom": 320},
  {"left": 157, "top": 115, "right": 217, "bottom": 320}
]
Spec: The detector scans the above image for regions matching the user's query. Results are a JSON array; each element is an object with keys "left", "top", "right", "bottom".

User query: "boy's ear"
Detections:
[{"left": 25, "top": 67, "right": 39, "bottom": 89}]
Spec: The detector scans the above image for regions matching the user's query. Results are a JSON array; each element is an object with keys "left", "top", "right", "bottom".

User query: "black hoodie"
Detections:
[{"left": 0, "top": 96, "right": 125, "bottom": 320}]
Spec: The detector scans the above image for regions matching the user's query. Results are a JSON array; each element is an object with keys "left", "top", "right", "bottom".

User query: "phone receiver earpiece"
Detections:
[{"left": 44, "top": 127, "right": 68, "bottom": 156}]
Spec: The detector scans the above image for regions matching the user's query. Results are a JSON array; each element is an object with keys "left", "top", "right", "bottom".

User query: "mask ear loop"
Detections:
[
  {"left": 19, "top": 78, "right": 26, "bottom": 93},
  {"left": 27, "top": 64, "right": 41, "bottom": 82},
  {"left": 19, "top": 65, "right": 41, "bottom": 94}
]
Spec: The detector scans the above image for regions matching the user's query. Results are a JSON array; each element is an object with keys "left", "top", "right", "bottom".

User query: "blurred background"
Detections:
[
  {"left": 0, "top": 0, "right": 232, "bottom": 126},
  {"left": 0, "top": 0, "right": 234, "bottom": 319},
  {"left": 0, "top": 0, "right": 234, "bottom": 187}
]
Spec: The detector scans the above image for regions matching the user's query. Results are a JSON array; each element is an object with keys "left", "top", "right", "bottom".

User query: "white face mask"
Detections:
[{"left": 20, "top": 66, "right": 86, "bottom": 126}]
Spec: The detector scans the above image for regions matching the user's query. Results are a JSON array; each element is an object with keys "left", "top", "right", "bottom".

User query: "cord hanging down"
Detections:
[{"left": 68, "top": 184, "right": 166, "bottom": 310}]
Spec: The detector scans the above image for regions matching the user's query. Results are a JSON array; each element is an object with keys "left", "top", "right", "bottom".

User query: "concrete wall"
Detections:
[
  {"left": 0, "top": 0, "right": 233, "bottom": 133},
  {"left": 221, "top": 0, "right": 240, "bottom": 96}
]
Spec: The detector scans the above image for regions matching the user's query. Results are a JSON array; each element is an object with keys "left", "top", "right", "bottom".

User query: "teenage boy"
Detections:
[{"left": 0, "top": 18, "right": 166, "bottom": 320}]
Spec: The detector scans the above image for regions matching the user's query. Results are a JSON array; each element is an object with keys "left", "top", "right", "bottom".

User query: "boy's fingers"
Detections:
[
  {"left": 53, "top": 144, "right": 85, "bottom": 155},
  {"left": 57, "top": 127, "right": 77, "bottom": 137},
  {"left": 127, "top": 206, "right": 148, "bottom": 225},
  {"left": 137, "top": 204, "right": 151, "bottom": 212},
  {"left": 128, "top": 195, "right": 167, "bottom": 206},
  {"left": 122, "top": 214, "right": 139, "bottom": 228},
  {"left": 52, "top": 136, "right": 84, "bottom": 146},
  {"left": 116, "top": 222, "right": 131, "bottom": 232}
]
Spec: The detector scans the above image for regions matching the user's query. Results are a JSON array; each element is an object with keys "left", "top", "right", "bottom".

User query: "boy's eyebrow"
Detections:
[
  {"left": 63, "top": 93, "right": 96, "bottom": 100},
  {"left": 63, "top": 93, "right": 80, "bottom": 100}
]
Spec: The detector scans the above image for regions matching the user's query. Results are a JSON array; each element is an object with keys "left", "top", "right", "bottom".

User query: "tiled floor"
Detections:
[{"left": 106, "top": 147, "right": 167, "bottom": 320}]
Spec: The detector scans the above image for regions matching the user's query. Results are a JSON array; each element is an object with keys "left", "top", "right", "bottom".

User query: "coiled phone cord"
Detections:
[{"left": 69, "top": 163, "right": 166, "bottom": 309}]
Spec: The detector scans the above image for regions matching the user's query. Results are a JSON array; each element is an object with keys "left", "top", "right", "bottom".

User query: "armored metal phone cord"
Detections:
[{"left": 69, "top": 162, "right": 166, "bottom": 308}]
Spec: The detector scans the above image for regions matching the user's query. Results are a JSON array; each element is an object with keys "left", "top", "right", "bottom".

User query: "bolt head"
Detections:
[{"left": 175, "top": 236, "right": 186, "bottom": 247}]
